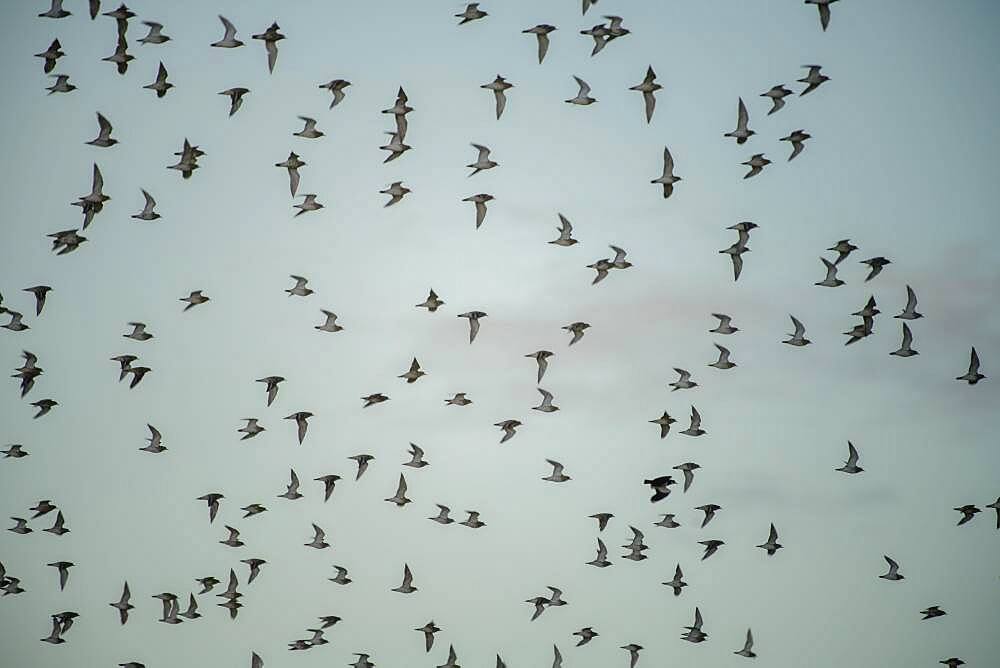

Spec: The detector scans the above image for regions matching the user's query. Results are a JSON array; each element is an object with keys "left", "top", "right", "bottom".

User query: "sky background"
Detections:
[{"left": 1, "top": 0, "right": 999, "bottom": 666}]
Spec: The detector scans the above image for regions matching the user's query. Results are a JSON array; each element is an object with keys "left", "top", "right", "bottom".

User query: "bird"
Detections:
[
  {"left": 286, "top": 275, "right": 313, "bottom": 297},
  {"left": 460, "top": 510, "right": 485, "bottom": 528},
  {"left": 124, "top": 365, "right": 151, "bottom": 389},
  {"left": 566, "top": 76, "right": 596, "bottom": 105},
  {"left": 954, "top": 505, "right": 980, "bottom": 526},
  {"left": 815, "top": 258, "right": 845, "bottom": 287},
  {"left": 526, "top": 350, "right": 554, "bottom": 383},
  {"left": 110, "top": 582, "right": 134, "bottom": 624},
  {"left": 143, "top": 62, "right": 172, "bottom": 98},
  {"left": 495, "top": 420, "right": 522, "bottom": 444},
  {"left": 673, "top": 462, "right": 701, "bottom": 492},
  {"left": 799, "top": 65, "right": 830, "bottom": 95},
  {"left": 31, "top": 399, "right": 57, "bottom": 419},
  {"left": 416, "top": 621, "right": 441, "bottom": 652},
  {"left": 252, "top": 22, "right": 285, "bottom": 73},
  {"left": 587, "top": 538, "right": 611, "bottom": 567},
  {"left": 526, "top": 596, "right": 550, "bottom": 621},
  {"left": 780, "top": 129, "right": 811, "bottom": 160},
  {"left": 670, "top": 368, "right": 697, "bottom": 391},
  {"left": 643, "top": 476, "right": 677, "bottom": 502},
  {"left": 651, "top": 146, "right": 682, "bottom": 198},
  {"left": 361, "top": 393, "right": 389, "bottom": 407},
  {"left": 836, "top": 441, "right": 863, "bottom": 474},
  {"left": 986, "top": 497, "right": 1000, "bottom": 529},
  {"left": 699, "top": 539, "right": 724, "bottom": 560},
  {"left": 47, "top": 229, "right": 86, "bottom": 254},
  {"left": 757, "top": 524, "right": 783, "bottom": 555},
  {"left": 549, "top": 214, "right": 578, "bottom": 247},
  {"left": 220, "top": 526, "right": 244, "bottom": 548},
  {"left": 405, "top": 443, "right": 429, "bottom": 468},
  {"left": 551, "top": 645, "right": 564, "bottom": 668},
  {"left": 533, "top": 389, "right": 559, "bottom": 413},
  {"left": 294, "top": 116, "right": 323, "bottom": 139},
  {"left": 257, "top": 376, "right": 284, "bottom": 406},
  {"left": 141, "top": 424, "right": 165, "bottom": 453},
  {"left": 429, "top": 504, "right": 453, "bottom": 525},
  {"left": 2, "top": 310, "right": 29, "bottom": 332},
  {"left": 827, "top": 239, "right": 857, "bottom": 264},
  {"left": 783, "top": 315, "right": 811, "bottom": 346},
  {"left": 621, "top": 526, "right": 648, "bottom": 560},
  {"left": 277, "top": 469, "right": 302, "bottom": 500},
  {"left": 86, "top": 113, "right": 117, "bottom": 148},
  {"left": 696, "top": 504, "right": 721, "bottom": 528},
  {"left": 197, "top": 493, "right": 224, "bottom": 523},
  {"left": 34, "top": 39, "right": 64, "bottom": 73},
  {"left": 329, "top": 566, "right": 352, "bottom": 585},
  {"left": 630, "top": 66, "right": 661, "bottom": 123},
  {"left": 179, "top": 594, "right": 201, "bottom": 620},
  {"left": 445, "top": 392, "right": 472, "bottom": 406},
  {"left": 861, "top": 256, "right": 891, "bottom": 281},
  {"left": 439, "top": 645, "right": 460, "bottom": 668},
  {"left": 102, "top": 34, "right": 134, "bottom": 74},
  {"left": 275, "top": 153, "right": 305, "bottom": 196},
  {"left": 180, "top": 290, "right": 209, "bottom": 311},
  {"left": 610, "top": 244, "right": 633, "bottom": 269},
  {"left": 663, "top": 564, "right": 687, "bottom": 596},
  {"left": 720, "top": 242, "right": 750, "bottom": 281},
  {"left": 416, "top": 289, "right": 444, "bottom": 312},
  {"left": 523, "top": 25, "right": 556, "bottom": 64},
  {"left": 456, "top": 3, "right": 487, "bottom": 25},
  {"left": 940, "top": 660, "right": 965, "bottom": 668},
  {"left": 74, "top": 163, "right": 110, "bottom": 228},
  {"left": 880, "top": 555, "right": 904, "bottom": 580},
  {"left": 48, "top": 561, "right": 73, "bottom": 590},
  {"left": 219, "top": 88, "right": 250, "bottom": 116},
  {"left": 40, "top": 617, "right": 64, "bottom": 644},
  {"left": 650, "top": 412, "right": 676, "bottom": 438},
  {"left": 708, "top": 343, "right": 737, "bottom": 369},
  {"left": 242, "top": 559, "right": 265, "bottom": 584},
  {"left": 543, "top": 459, "right": 570, "bottom": 482},
  {"left": 725, "top": 98, "right": 754, "bottom": 144},
  {"left": 284, "top": 412, "right": 312, "bottom": 444},
  {"left": 382, "top": 88, "right": 413, "bottom": 139},
  {"left": 891, "top": 323, "right": 919, "bottom": 357},
  {"left": 467, "top": 144, "right": 498, "bottom": 176},
  {"left": 392, "top": 564, "right": 417, "bottom": 593},
  {"left": 238, "top": 418, "right": 264, "bottom": 440},
  {"left": 212, "top": 15, "right": 244, "bottom": 48},
  {"left": 44, "top": 511, "right": 69, "bottom": 536},
  {"left": 349, "top": 454, "right": 374, "bottom": 480},
  {"left": 2, "top": 445, "right": 27, "bottom": 459},
  {"left": 741, "top": 153, "right": 770, "bottom": 178},
  {"left": 682, "top": 607, "right": 708, "bottom": 643},
  {"left": 385, "top": 474, "right": 411, "bottom": 506},
  {"left": 138, "top": 20, "right": 169, "bottom": 45},
  {"left": 655, "top": 514, "right": 680, "bottom": 529},
  {"left": 587, "top": 258, "right": 612, "bottom": 284},
  {"left": 46, "top": 72, "right": 76, "bottom": 95},
  {"left": 734, "top": 629, "right": 757, "bottom": 658},
  {"left": 621, "top": 644, "right": 643, "bottom": 668},
  {"left": 956, "top": 347, "right": 985, "bottom": 384},
  {"left": 895, "top": 285, "right": 923, "bottom": 320},
  {"left": 30, "top": 500, "right": 56, "bottom": 519},
  {"left": 380, "top": 182, "right": 410, "bottom": 207},
  {"left": 315, "top": 310, "right": 343, "bottom": 332},
  {"left": 563, "top": 321, "right": 590, "bottom": 345},
  {"left": 8, "top": 517, "right": 31, "bottom": 534},
  {"left": 461, "top": 194, "right": 493, "bottom": 229},
  {"left": 574, "top": 627, "right": 598, "bottom": 646},
  {"left": 131, "top": 190, "right": 161, "bottom": 221},
  {"left": 481, "top": 76, "right": 513, "bottom": 119},
  {"left": 457, "top": 311, "right": 487, "bottom": 342},
  {"left": 710, "top": 313, "right": 738, "bottom": 334},
  {"left": 806, "top": 0, "right": 839, "bottom": 31},
  {"left": 305, "top": 523, "right": 329, "bottom": 549},
  {"left": 590, "top": 512, "right": 613, "bottom": 531},
  {"left": 762, "top": 84, "right": 793, "bottom": 114},
  {"left": 920, "top": 606, "right": 947, "bottom": 620},
  {"left": 319, "top": 79, "right": 351, "bottom": 109}
]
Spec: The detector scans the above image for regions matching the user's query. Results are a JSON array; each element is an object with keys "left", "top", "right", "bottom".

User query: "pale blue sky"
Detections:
[{"left": 1, "top": 1, "right": 999, "bottom": 667}]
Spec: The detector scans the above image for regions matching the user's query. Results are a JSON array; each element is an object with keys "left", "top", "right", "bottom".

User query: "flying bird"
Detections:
[
  {"left": 734, "top": 629, "right": 757, "bottom": 658},
  {"left": 890, "top": 323, "right": 918, "bottom": 357},
  {"left": 741, "top": 153, "right": 771, "bottom": 178},
  {"left": 237, "top": 419, "right": 264, "bottom": 440},
  {"left": 461, "top": 194, "right": 493, "bottom": 228},
  {"left": 762, "top": 84, "right": 793, "bottom": 114},
  {"left": 392, "top": 564, "right": 416, "bottom": 593},
  {"left": 455, "top": 3, "right": 487, "bottom": 25},
  {"left": 275, "top": 152, "right": 305, "bottom": 196},
  {"left": 651, "top": 146, "right": 682, "bottom": 198},
  {"left": 542, "top": 458, "right": 570, "bottom": 482},
  {"left": 799, "top": 65, "right": 830, "bottom": 95},
  {"left": 757, "top": 524, "right": 783, "bottom": 555},
  {"left": 252, "top": 22, "right": 285, "bottom": 74},
  {"left": 955, "top": 347, "right": 985, "bottom": 384},
  {"left": 725, "top": 98, "right": 754, "bottom": 144},
  {"left": 566, "top": 76, "right": 596, "bottom": 105},
  {"left": 380, "top": 181, "right": 411, "bottom": 207},
  {"left": 629, "top": 66, "right": 661, "bottom": 123},
  {"left": 523, "top": 25, "right": 556, "bottom": 63},
  {"left": 550, "top": 214, "right": 578, "bottom": 246},
  {"left": 467, "top": 143, "right": 498, "bottom": 176},
  {"left": 319, "top": 79, "right": 351, "bottom": 109},
  {"left": 783, "top": 315, "right": 811, "bottom": 346},
  {"left": 664, "top": 564, "right": 687, "bottom": 596},
  {"left": 416, "top": 289, "right": 444, "bottom": 312},
  {"left": 533, "top": 388, "right": 559, "bottom": 413},
  {"left": 481, "top": 76, "right": 513, "bottom": 119},
  {"left": 780, "top": 129, "right": 811, "bottom": 160},
  {"left": 836, "top": 441, "right": 863, "bottom": 474},
  {"left": 284, "top": 412, "right": 313, "bottom": 444},
  {"left": 650, "top": 412, "right": 676, "bottom": 439},
  {"left": 495, "top": 419, "right": 522, "bottom": 444},
  {"left": 138, "top": 20, "right": 169, "bottom": 45},
  {"left": 457, "top": 311, "right": 487, "bottom": 342},
  {"left": 212, "top": 15, "right": 244, "bottom": 48},
  {"left": 861, "top": 256, "right": 891, "bottom": 281},
  {"left": 257, "top": 376, "right": 284, "bottom": 406},
  {"left": 805, "top": 0, "right": 839, "bottom": 31},
  {"left": 144, "top": 62, "right": 172, "bottom": 98},
  {"left": 385, "top": 474, "right": 411, "bottom": 507},
  {"left": 219, "top": 88, "right": 250, "bottom": 116},
  {"left": 35, "top": 40, "right": 64, "bottom": 73},
  {"left": 879, "top": 555, "right": 904, "bottom": 581}
]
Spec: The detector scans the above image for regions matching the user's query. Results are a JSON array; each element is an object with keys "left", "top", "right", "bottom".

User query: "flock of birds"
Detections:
[{"left": 1, "top": 1, "right": 995, "bottom": 668}]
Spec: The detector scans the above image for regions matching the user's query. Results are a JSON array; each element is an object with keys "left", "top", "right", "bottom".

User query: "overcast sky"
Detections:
[{"left": 1, "top": 1, "right": 999, "bottom": 667}]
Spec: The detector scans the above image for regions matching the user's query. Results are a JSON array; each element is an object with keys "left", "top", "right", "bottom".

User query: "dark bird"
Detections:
[{"left": 643, "top": 476, "right": 677, "bottom": 502}]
